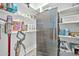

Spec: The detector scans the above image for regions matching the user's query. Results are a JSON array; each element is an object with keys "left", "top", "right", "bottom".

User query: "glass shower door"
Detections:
[{"left": 36, "top": 8, "right": 58, "bottom": 56}]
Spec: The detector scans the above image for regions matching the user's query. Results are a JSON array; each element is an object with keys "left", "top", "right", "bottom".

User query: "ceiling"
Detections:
[
  {"left": 16, "top": 3, "right": 39, "bottom": 15},
  {"left": 29, "top": 3, "right": 43, "bottom": 10},
  {"left": 29, "top": 3, "right": 79, "bottom": 12},
  {"left": 15, "top": 3, "right": 79, "bottom": 16},
  {"left": 29, "top": 3, "right": 48, "bottom": 10}
]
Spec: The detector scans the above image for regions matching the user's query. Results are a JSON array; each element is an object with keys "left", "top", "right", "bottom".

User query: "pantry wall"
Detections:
[{"left": 0, "top": 3, "right": 37, "bottom": 56}]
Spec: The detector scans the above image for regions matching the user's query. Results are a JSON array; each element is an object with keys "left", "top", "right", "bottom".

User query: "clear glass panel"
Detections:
[{"left": 36, "top": 8, "right": 58, "bottom": 56}]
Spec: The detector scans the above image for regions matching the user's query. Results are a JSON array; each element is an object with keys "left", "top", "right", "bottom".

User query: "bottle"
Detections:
[
  {"left": 12, "top": 3, "right": 18, "bottom": 13},
  {"left": 7, "top": 3, "right": 13, "bottom": 12},
  {"left": 64, "top": 28, "right": 69, "bottom": 36},
  {"left": 3, "top": 3, "right": 7, "bottom": 10},
  {"left": 59, "top": 29, "right": 65, "bottom": 35},
  {"left": 0, "top": 3, "right": 3, "bottom": 9}
]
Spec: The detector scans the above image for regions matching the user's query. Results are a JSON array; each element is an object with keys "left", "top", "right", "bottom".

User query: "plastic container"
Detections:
[
  {"left": 3, "top": 3, "right": 8, "bottom": 10},
  {"left": 7, "top": 3, "right": 18, "bottom": 13},
  {"left": 0, "top": 3, "right": 3, "bottom": 9},
  {"left": 59, "top": 29, "right": 65, "bottom": 35},
  {"left": 64, "top": 28, "right": 70, "bottom": 36},
  {"left": 74, "top": 45, "right": 79, "bottom": 55}
]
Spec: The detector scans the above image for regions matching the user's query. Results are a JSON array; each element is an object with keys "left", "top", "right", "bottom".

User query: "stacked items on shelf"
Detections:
[
  {"left": 16, "top": 11, "right": 36, "bottom": 20},
  {"left": 59, "top": 7, "right": 79, "bottom": 55},
  {"left": 59, "top": 29, "right": 79, "bottom": 38},
  {"left": 59, "top": 14, "right": 79, "bottom": 38},
  {"left": 59, "top": 28, "right": 72, "bottom": 53},
  {"left": 60, "top": 41, "right": 71, "bottom": 53},
  {"left": 0, "top": 3, "right": 18, "bottom": 13},
  {"left": 12, "top": 20, "right": 36, "bottom": 33},
  {"left": 0, "top": 10, "right": 36, "bottom": 33}
]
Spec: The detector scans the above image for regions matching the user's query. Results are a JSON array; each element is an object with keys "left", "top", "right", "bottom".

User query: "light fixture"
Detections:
[{"left": 26, "top": 3, "right": 30, "bottom": 8}]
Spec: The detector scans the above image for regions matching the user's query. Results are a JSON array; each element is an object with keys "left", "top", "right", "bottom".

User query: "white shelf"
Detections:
[
  {"left": 12, "top": 30, "right": 37, "bottom": 33},
  {"left": 59, "top": 5, "right": 79, "bottom": 12},
  {"left": 0, "top": 9, "right": 12, "bottom": 15},
  {"left": 59, "top": 21, "right": 79, "bottom": 25},
  {"left": 0, "top": 9, "right": 34, "bottom": 21},
  {"left": 60, "top": 51, "right": 75, "bottom": 56},
  {"left": 59, "top": 35, "right": 79, "bottom": 39},
  {"left": 61, "top": 13, "right": 79, "bottom": 18},
  {"left": 59, "top": 5, "right": 79, "bottom": 17},
  {"left": 26, "top": 30, "right": 37, "bottom": 32},
  {"left": 59, "top": 35, "right": 79, "bottom": 44},
  {"left": 59, "top": 13, "right": 79, "bottom": 25},
  {"left": 60, "top": 48, "right": 72, "bottom": 53}
]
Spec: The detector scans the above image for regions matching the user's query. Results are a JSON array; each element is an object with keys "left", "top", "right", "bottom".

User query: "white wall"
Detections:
[
  {"left": 11, "top": 19, "right": 36, "bottom": 56},
  {"left": 0, "top": 19, "right": 36, "bottom": 56},
  {"left": 0, "top": 3, "right": 36, "bottom": 56},
  {"left": 0, "top": 24, "right": 8, "bottom": 56},
  {"left": 0, "top": 17, "right": 36, "bottom": 56},
  {"left": 59, "top": 7, "right": 79, "bottom": 32}
]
